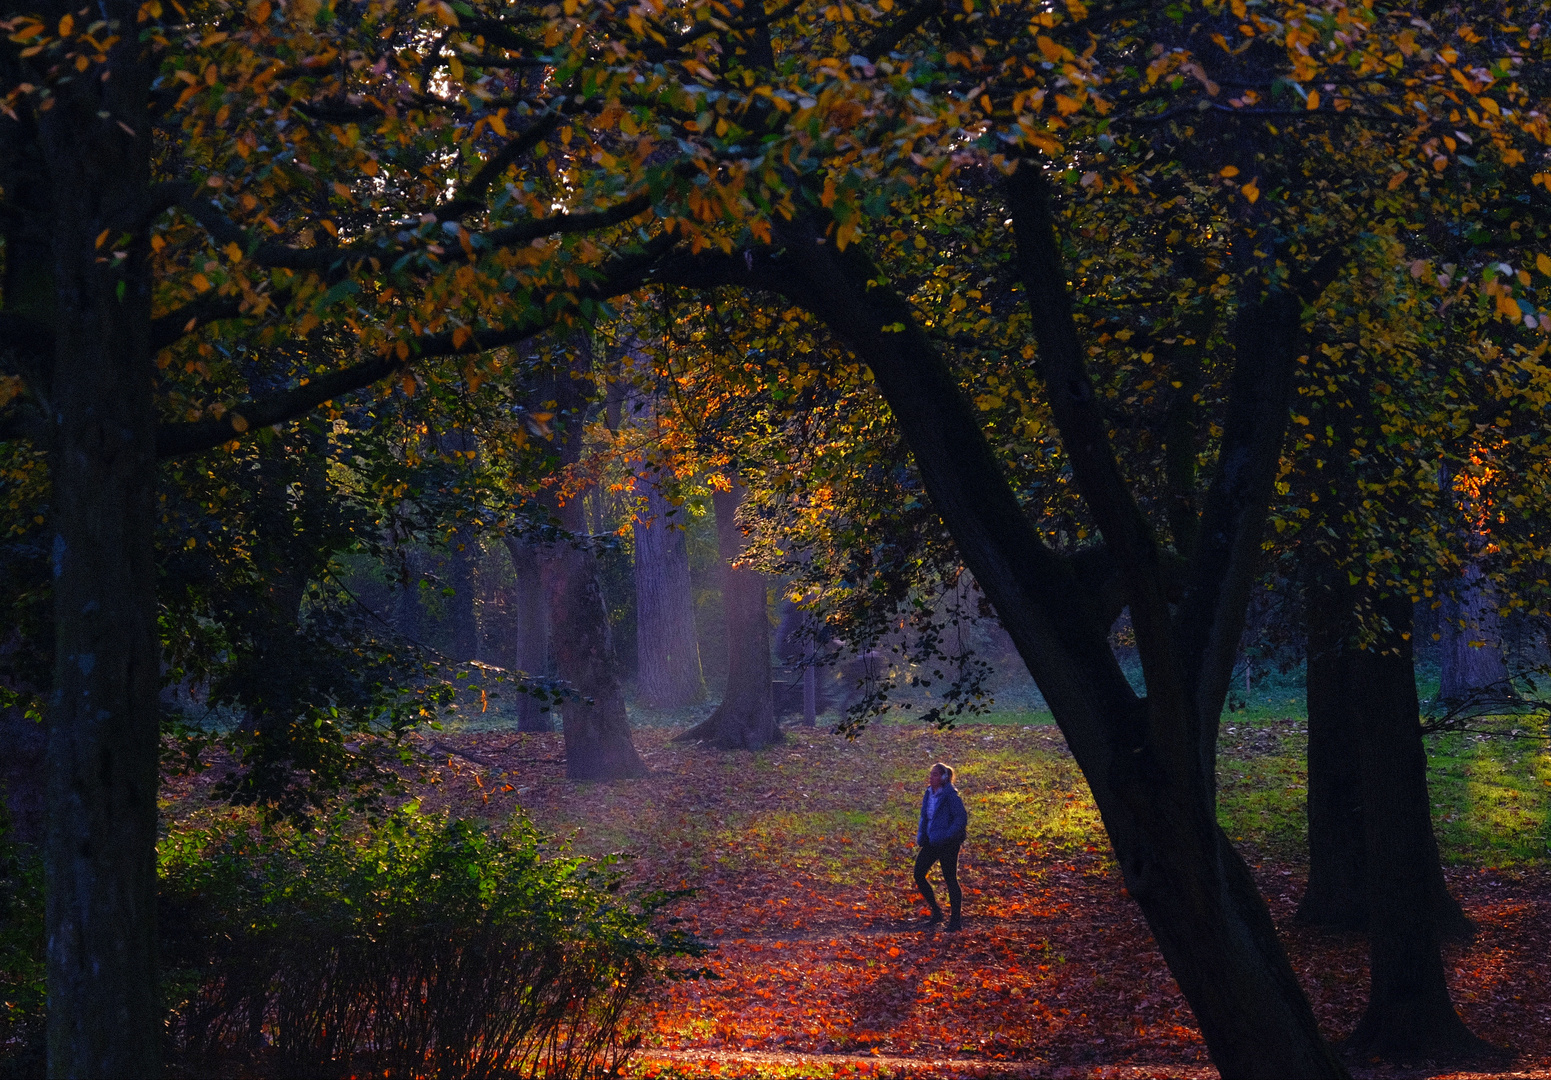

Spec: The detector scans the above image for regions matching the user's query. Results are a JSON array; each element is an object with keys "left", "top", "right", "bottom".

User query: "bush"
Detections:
[
  {"left": 160, "top": 803, "right": 696, "bottom": 1078},
  {"left": 0, "top": 805, "right": 44, "bottom": 1080}
]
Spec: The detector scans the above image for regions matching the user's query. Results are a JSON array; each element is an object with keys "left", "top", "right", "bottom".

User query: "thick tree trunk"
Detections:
[
  {"left": 543, "top": 496, "right": 647, "bottom": 781},
  {"left": 1439, "top": 563, "right": 1509, "bottom": 703},
  {"left": 38, "top": 7, "right": 162, "bottom": 1072},
  {"left": 502, "top": 537, "right": 552, "bottom": 732},
  {"left": 633, "top": 480, "right": 705, "bottom": 708},
  {"left": 1297, "top": 577, "right": 1368, "bottom": 930},
  {"left": 1344, "top": 594, "right": 1490, "bottom": 1061},
  {"left": 1300, "top": 579, "right": 1474, "bottom": 942},
  {"left": 675, "top": 480, "right": 779, "bottom": 749},
  {"left": 536, "top": 355, "right": 645, "bottom": 780}
]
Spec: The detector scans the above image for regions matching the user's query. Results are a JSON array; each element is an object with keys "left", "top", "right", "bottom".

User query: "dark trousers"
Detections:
[{"left": 914, "top": 839, "right": 962, "bottom": 917}]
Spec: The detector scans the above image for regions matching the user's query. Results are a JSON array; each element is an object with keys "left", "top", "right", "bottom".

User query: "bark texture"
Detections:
[
  {"left": 502, "top": 536, "right": 552, "bottom": 732},
  {"left": 542, "top": 524, "right": 647, "bottom": 781},
  {"left": 539, "top": 358, "right": 646, "bottom": 780},
  {"left": 38, "top": 5, "right": 162, "bottom": 1072},
  {"left": 1438, "top": 564, "right": 1510, "bottom": 703},
  {"left": 1344, "top": 594, "right": 1490, "bottom": 1061},
  {"left": 676, "top": 480, "right": 779, "bottom": 749},
  {"left": 1297, "top": 578, "right": 1368, "bottom": 931},
  {"left": 633, "top": 480, "right": 705, "bottom": 708},
  {"left": 394, "top": 548, "right": 426, "bottom": 645},
  {"left": 1300, "top": 580, "right": 1474, "bottom": 943}
]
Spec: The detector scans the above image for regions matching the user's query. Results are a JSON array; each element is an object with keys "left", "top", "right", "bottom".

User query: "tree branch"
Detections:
[
  {"left": 149, "top": 295, "right": 248, "bottom": 353},
  {"left": 155, "top": 238, "right": 675, "bottom": 458},
  {"left": 177, "top": 184, "right": 653, "bottom": 276},
  {"left": 155, "top": 355, "right": 404, "bottom": 458},
  {"left": 1005, "top": 159, "right": 1190, "bottom": 755},
  {"left": 860, "top": 0, "right": 942, "bottom": 60}
]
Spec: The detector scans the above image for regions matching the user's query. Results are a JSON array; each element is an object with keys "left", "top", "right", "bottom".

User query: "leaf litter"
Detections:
[{"left": 165, "top": 720, "right": 1551, "bottom": 1079}]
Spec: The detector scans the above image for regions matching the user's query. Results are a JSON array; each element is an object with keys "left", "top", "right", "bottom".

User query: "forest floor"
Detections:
[{"left": 370, "top": 710, "right": 1551, "bottom": 1080}]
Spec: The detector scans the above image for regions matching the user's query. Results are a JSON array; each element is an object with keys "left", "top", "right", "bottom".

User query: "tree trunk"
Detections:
[
  {"left": 1343, "top": 593, "right": 1491, "bottom": 1062},
  {"left": 502, "top": 536, "right": 552, "bottom": 732},
  {"left": 1299, "top": 577, "right": 1474, "bottom": 943},
  {"left": 633, "top": 480, "right": 705, "bottom": 708},
  {"left": 38, "top": 6, "right": 162, "bottom": 1071},
  {"left": 395, "top": 548, "right": 426, "bottom": 644},
  {"left": 543, "top": 497, "right": 647, "bottom": 781},
  {"left": 1297, "top": 574, "right": 1368, "bottom": 931},
  {"left": 1438, "top": 563, "right": 1509, "bottom": 703},
  {"left": 675, "top": 479, "right": 780, "bottom": 749},
  {"left": 447, "top": 528, "right": 480, "bottom": 662},
  {"left": 536, "top": 355, "right": 646, "bottom": 780}
]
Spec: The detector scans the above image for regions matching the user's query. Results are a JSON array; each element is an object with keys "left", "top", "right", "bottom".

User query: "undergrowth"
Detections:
[{"left": 158, "top": 801, "right": 702, "bottom": 1078}]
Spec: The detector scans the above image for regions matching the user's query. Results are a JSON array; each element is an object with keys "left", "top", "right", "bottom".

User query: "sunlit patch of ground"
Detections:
[{"left": 159, "top": 711, "right": 1551, "bottom": 1078}]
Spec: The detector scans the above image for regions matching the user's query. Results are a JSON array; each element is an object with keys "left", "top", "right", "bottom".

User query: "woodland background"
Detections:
[{"left": 3, "top": 0, "right": 1551, "bottom": 1075}]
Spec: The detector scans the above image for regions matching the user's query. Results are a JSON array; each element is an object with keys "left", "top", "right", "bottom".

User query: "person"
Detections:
[{"left": 914, "top": 761, "right": 968, "bottom": 930}]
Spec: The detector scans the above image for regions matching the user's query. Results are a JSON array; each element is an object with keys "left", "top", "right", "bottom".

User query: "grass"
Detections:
[
  {"left": 156, "top": 677, "right": 1551, "bottom": 1076},
  {"left": 441, "top": 657, "right": 1551, "bottom": 874}
]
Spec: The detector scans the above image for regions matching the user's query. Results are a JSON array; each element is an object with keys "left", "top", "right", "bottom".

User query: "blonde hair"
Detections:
[{"left": 933, "top": 762, "right": 955, "bottom": 785}]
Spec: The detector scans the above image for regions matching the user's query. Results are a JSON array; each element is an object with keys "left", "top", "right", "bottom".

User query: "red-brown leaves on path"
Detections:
[{"left": 172, "top": 723, "right": 1551, "bottom": 1079}]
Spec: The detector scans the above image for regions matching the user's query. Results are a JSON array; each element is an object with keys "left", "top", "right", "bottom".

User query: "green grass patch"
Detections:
[{"left": 1427, "top": 717, "right": 1551, "bottom": 867}]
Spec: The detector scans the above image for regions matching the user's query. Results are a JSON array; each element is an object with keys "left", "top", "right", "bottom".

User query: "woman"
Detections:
[{"left": 914, "top": 761, "right": 968, "bottom": 930}]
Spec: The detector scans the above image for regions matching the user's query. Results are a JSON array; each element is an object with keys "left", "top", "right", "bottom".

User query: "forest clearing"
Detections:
[
  {"left": 8, "top": 0, "right": 1551, "bottom": 1073},
  {"left": 150, "top": 706, "right": 1551, "bottom": 1079}
]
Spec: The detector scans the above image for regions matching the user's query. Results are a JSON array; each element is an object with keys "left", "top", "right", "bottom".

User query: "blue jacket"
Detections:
[{"left": 917, "top": 784, "right": 968, "bottom": 847}]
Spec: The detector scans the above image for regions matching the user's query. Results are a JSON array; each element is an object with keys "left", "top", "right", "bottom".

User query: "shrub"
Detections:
[
  {"left": 0, "top": 806, "right": 44, "bottom": 1080},
  {"left": 160, "top": 803, "right": 696, "bottom": 1078}
]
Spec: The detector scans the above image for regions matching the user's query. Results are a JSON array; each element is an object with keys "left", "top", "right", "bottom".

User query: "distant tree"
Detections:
[
  {"left": 677, "top": 477, "right": 778, "bottom": 749},
  {"left": 633, "top": 477, "right": 706, "bottom": 709},
  {"left": 501, "top": 537, "right": 552, "bottom": 732},
  {"left": 535, "top": 355, "right": 646, "bottom": 781}
]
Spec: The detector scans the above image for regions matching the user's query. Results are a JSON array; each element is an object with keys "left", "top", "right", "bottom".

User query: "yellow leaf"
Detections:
[
  {"left": 1387, "top": 171, "right": 1408, "bottom": 190},
  {"left": 488, "top": 110, "right": 507, "bottom": 137},
  {"left": 1219, "top": 165, "right": 1239, "bottom": 178},
  {"left": 1305, "top": 89, "right": 1319, "bottom": 110},
  {"left": 1241, "top": 178, "right": 1259, "bottom": 203},
  {"left": 95, "top": 229, "right": 111, "bottom": 249},
  {"left": 1536, "top": 253, "right": 1551, "bottom": 277},
  {"left": 58, "top": 13, "right": 73, "bottom": 36},
  {"left": 191, "top": 273, "right": 212, "bottom": 292},
  {"left": 1024, "top": 131, "right": 1063, "bottom": 156},
  {"left": 1035, "top": 36, "right": 1068, "bottom": 63},
  {"left": 223, "top": 241, "right": 243, "bottom": 263},
  {"left": 247, "top": 0, "right": 270, "bottom": 22},
  {"left": 1055, "top": 94, "right": 1082, "bottom": 115}
]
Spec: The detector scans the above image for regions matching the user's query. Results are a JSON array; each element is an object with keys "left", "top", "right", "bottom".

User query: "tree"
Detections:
[
  {"left": 677, "top": 476, "right": 779, "bottom": 749},
  {"left": 501, "top": 536, "right": 552, "bottom": 732},
  {"left": 535, "top": 352, "right": 647, "bottom": 781},
  {"left": 633, "top": 474, "right": 706, "bottom": 708}
]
